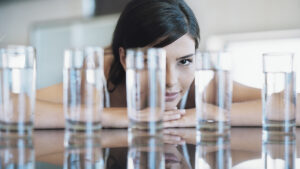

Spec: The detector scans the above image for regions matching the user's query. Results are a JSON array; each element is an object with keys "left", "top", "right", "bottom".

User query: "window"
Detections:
[
  {"left": 207, "top": 30, "right": 300, "bottom": 92},
  {"left": 227, "top": 38, "right": 300, "bottom": 92}
]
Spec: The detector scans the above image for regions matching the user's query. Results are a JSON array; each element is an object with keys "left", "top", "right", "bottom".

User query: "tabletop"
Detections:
[{"left": 0, "top": 127, "right": 299, "bottom": 169}]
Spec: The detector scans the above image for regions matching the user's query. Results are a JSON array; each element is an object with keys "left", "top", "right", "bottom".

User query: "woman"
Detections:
[{"left": 35, "top": 0, "right": 265, "bottom": 128}]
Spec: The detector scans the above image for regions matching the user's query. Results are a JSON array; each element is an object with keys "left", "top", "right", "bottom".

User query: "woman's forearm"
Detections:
[
  {"left": 231, "top": 100, "right": 262, "bottom": 126},
  {"left": 232, "top": 95, "right": 300, "bottom": 126},
  {"left": 35, "top": 100, "right": 129, "bottom": 129},
  {"left": 102, "top": 108, "right": 128, "bottom": 128},
  {"left": 35, "top": 100, "right": 65, "bottom": 129}
]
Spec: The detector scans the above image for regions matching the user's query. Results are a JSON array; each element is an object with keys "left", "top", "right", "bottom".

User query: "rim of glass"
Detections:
[
  {"left": 1, "top": 45, "right": 35, "bottom": 53},
  {"left": 126, "top": 47, "right": 165, "bottom": 53},
  {"left": 195, "top": 49, "right": 231, "bottom": 54},
  {"left": 262, "top": 52, "right": 294, "bottom": 57},
  {"left": 64, "top": 46, "right": 104, "bottom": 53}
]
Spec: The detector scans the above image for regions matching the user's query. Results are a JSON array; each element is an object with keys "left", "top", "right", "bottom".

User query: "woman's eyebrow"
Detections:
[{"left": 176, "top": 54, "right": 194, "bottom": 61}]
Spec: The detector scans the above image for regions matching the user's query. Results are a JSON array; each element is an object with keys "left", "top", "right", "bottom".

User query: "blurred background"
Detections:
[{"left": 0, "top": 0, "right": 300, "bottom": 90}]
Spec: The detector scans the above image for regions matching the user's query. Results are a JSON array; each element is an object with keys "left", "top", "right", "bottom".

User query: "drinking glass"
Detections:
[
  {"left": 0, "top": 46, "right": 36, "bottom": 136},
  {"left": 262, "top": 53, "right": 296, "bottom": 136},
  {"left": 63, "top": 47, "right": 104, "bottom": 132},
  {"left": 126, "top": 48, "right": 166, "bottom": 132},
  {"left": 195, "top": 51, "right": 232, "bottom": 138}
]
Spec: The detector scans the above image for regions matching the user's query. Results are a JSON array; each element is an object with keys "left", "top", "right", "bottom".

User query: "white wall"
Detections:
[
  {"left": 0, "top": 0, "right": 82, "bottom": 47},
  {"left": 1, "top": 0, "right": 300, "bottom": 48},
  {"left": 31, "top": 15, "right": 118, "bottom": 89},
  {"left": 186, "top": 0, "right": 300, "bottom": 49},
  {"left": 1, "top": 0, "right": 300, "bottom": 88}
]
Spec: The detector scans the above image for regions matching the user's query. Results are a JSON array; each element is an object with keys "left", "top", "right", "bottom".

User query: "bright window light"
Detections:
[
  {"left": 226, "top": 38, "right": 300, "bottom": 92},
  {"left": 233, "top": 158, "right": 300, "bottom": 169}
]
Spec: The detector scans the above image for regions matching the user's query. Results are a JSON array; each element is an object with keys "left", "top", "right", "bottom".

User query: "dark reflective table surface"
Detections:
[{"left": 0, "top": 128, "right": 299, "bottom": 169}]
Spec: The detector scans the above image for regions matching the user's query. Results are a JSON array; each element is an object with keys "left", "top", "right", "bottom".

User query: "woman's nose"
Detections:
[{"left": 166, "top": 64, "right": 178, "bottom": 88}]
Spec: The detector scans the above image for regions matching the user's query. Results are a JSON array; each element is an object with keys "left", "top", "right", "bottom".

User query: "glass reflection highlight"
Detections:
[
  {"left": 63, "top": 131, "right": 104, "bottom": 169},
  {"left": 127, "top": 130, "right": 165, "bottom": 169},
  {"left": 262, "top": 134, "right": 296, "bottom": 169},
  {"left": 0, "top": 136, "right": 35, "bottom": 169},
  {"left": 195, "top": 131, "right": 231, "bottom": 169}
]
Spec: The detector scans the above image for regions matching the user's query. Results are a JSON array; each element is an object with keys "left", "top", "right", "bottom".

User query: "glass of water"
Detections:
[
  {"left": 126, "top": 48, "right": 166, "bottom": 132},
  {"left": 0, "top": 46, "right": 36, "bottom": 136},
  {"left": 63, "top": 47, "right": 104, "bottom": 133},
  {"left": 262, "top": 53, "right": 296, "bottom": 136},
  {"left": 195, "top": 51, "right": 232, "bottom": 138}
]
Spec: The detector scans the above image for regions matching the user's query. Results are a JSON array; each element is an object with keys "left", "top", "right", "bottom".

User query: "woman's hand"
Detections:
[
  {"left": 164, "top": 107, "right": 186, "bottom": 121},
  {"left": 163, "top": 103, "right": 229, "bottom": 128},
  {"left": 164, "top": 128, "right": 196, "bottom": 145},
  {"left": 163, "top": 130, "right": 186, "bottom": 146},
  {"left": 164, "top": 108, "right": 196, "bottom": 128}
]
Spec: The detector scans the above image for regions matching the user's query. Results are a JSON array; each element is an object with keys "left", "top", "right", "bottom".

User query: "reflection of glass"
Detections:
[
  {"left": 0, "top": 46, "right": 36, "bottom": 136},
  {"left": 63, "top": 131, "right": 104, "bottom": 169},
  {"left": 126, "top": 48, "right": 166, "bottom": 131},
  {"left": 195, "top": 51, "right": 232, "bottom": 138},
  {"left": 127, "top": 130, "right": 165, "bottom": 169},
  {"left": 262, "top": 53, "right": 296, "bottom": 136},
  {"left": 262, "top": 135, "right": 296, "bottom": 169},
  {"left": 195, "top": 131, "right": 231, "bottom": 169},
  {"left": 0, "top": 136, "right": 35, "bottom": 168},
  {"left": 63, "top": 47, "right": 104, "bottom": 132}
]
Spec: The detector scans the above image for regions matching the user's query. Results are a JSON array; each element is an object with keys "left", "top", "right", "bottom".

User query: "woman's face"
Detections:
[
  {"left": 120, "top": 34, "right": 195, "bottom": 111},
  {"left": 163, "top": 34, "right": 196, "bottom": 110}
]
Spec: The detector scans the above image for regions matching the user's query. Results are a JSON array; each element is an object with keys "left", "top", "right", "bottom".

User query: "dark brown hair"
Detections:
[{"left": 108, "top": 0, "right": 200, "bottom": 92}]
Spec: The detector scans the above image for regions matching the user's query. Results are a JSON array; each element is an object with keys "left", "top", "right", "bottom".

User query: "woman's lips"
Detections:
[{"left": 165, "top": 92, "right": 179, "bottom": 102}]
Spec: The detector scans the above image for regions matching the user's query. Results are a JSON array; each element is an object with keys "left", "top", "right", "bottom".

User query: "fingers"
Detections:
[
  {"left": 163, "top": 109, "right": 186, "bottom": 122},
  {"left": 164, "top": 129, "right": 179, "bottom": 135},
  {"left": 163, "top": 133, "right": 185, "bottom": 145},
  {"left": 179, "top": 109, "right": 186, "bottom": 115},
  {"left": 164, "top": 109, "right": 186, "bottom": 115},
  {"left": 163, "top": 113, "right": 181, "bottom": 121}
]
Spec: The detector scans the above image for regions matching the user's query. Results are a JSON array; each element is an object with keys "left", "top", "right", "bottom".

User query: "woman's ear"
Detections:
[{"left": 119, "top": 47, "right": 126, "bottom": 69}]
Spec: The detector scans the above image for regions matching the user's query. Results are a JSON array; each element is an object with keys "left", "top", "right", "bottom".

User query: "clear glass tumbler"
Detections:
[
  {"left": 195, "top": 51, "right": 232, "bottom": 138},
  {"left": 262, "top": 53, "right": 296, "bottom": 136},
  {"left": 63, "top": 47, "right": 104, "bottom": 133},
  {"left": 0, "top": 46, "right": 36, "bottom": 136},
  {"left": 126, "top": 48, "right": 166, "bottom": 132}
]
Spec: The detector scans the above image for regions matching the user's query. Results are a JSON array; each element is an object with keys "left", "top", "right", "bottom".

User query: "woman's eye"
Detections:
[{"left": 179, "top": 59, "right": 193, "bottom": 65}]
